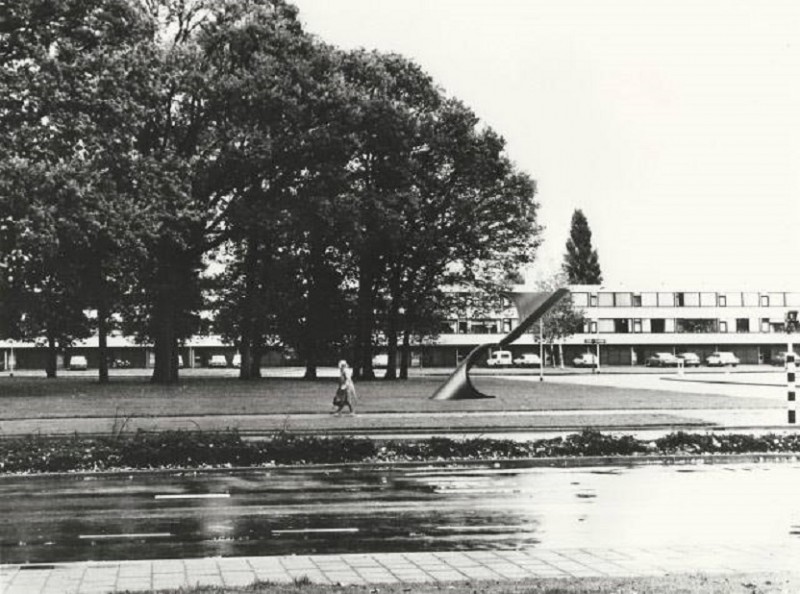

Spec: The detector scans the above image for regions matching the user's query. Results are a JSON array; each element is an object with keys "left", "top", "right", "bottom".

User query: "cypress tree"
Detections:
[{"left": 563, "top": 209, "right": 603, "bottom": 284}]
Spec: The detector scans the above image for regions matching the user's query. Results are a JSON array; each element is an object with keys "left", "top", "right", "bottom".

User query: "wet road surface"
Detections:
[{"left": 2, "top": 461, "right": 799, "bottom": 565}]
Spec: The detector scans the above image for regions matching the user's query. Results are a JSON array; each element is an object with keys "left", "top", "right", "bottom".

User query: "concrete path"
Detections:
[{"left": 3, "top": 544, "right": 799, "bottom": 593}]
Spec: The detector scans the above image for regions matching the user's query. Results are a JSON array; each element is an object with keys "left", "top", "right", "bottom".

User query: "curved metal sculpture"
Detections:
[{"left": 431, "top": 288, "right": 569, "bottom": 400}]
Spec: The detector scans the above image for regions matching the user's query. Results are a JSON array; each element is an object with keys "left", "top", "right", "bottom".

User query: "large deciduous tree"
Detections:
[{"left": 563, "top": 209, "right": 602, "bottom": 284}]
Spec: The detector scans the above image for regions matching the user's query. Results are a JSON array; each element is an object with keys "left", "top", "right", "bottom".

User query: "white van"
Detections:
[
  {"left": 69, "top": 355, "right": 88, "bottom": 370},
  {"left": 486, "top": 350, "right": 513, "bottom": 367}
]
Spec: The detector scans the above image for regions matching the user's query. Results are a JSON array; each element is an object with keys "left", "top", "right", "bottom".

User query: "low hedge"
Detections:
[{"left": 2, "top": 429, "right": 800, "bottom": 474}]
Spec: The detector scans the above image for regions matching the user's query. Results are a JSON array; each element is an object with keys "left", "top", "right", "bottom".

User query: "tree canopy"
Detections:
[{"left": 1, "top": 0, "right": 544, "bottom": 383}]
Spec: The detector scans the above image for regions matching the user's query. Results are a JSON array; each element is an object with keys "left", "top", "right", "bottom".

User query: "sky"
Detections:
[{"left": 293, "top": 0, "right": 800, "bottom": 289}]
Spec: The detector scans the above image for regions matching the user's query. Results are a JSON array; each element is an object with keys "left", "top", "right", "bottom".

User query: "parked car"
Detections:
[
  {"left": 371, "top": 353, "right": 388, "bottom": 368},
  {"left": 486, "top": 350, "right": 513, "bottom": 367},
  {"left": 513, "top": 353, "right": 542, "bottom": 367},
  {"left": 208, "top": 355, "right": 228, "bottom": 368},
  {"left": 705, "top": 351, "right": 739, "bottom": 367},
  {"left": 772, "top": 351, "right": 800, "bottom": 367},
  {"left": 676, "top": 352, "right": 701, "bottom": 367},
  {"left": 573, "top": 353, "right": 598, "bottom": 367},
  {"left": 69, "top": 355, "right": 88, "bottom": 370},
  {"left": 232, "top": 354, "right": 241, "bottom": 368},
  {"left": 110, "top": 358, "right": 130, "bottom": 369},
  {"left": 645, "top": 352, "right": 680, "bottom": 367}
]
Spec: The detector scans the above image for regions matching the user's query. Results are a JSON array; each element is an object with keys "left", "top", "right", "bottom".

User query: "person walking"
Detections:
[{"left": 332, "top": 360, "right": 357, "bottom": 415}]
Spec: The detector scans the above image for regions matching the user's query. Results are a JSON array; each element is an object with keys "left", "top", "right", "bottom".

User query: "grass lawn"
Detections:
[
  {"left": 122, "top": 572, "right": 800, "bottom": 593},
  {"left": 0, "top": 375, "right": 776, "bottom": 423}
]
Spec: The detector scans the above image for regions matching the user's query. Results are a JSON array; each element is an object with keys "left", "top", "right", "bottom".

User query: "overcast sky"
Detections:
[{"left": 294, "top": 0, "right": 800, "bottom": 289}]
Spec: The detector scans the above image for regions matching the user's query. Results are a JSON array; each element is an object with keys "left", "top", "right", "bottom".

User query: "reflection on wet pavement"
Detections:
[{"left": 1, "top": 461, "right": 799, "bottom": 564}]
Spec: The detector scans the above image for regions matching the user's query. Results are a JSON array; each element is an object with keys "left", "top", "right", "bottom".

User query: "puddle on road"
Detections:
[{"left": 2, "top": 461, "right": 800, "bottom": 563}]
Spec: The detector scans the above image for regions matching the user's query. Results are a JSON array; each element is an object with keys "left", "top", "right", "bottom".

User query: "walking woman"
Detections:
[{"left": 332, "top": 360, "right": 357, "bottom": 415}]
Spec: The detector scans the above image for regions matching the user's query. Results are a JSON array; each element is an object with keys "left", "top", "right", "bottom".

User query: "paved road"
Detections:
[{"left": 3, "top": 460, "right": 799, "bottom": 565}]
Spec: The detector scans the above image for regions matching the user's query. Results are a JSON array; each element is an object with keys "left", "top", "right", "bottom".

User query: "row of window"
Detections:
[
  {"left": 587, "top": 318, "right": 787, "bottom": 334},
  {"left": 440, "top": 317, "right": 789, "bottom": 335},
  {"left": 572, "top": 292, "right": 800, "bottom": 308}
]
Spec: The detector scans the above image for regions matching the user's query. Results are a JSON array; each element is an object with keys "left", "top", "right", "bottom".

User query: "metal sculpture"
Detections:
[{"left": 431, "top": 288, "right": 569, "bottom": 400}]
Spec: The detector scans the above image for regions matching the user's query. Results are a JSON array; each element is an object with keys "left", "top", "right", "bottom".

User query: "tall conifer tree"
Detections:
[{"left": 563, "top": 209, "right": 603, "bottom": 284}]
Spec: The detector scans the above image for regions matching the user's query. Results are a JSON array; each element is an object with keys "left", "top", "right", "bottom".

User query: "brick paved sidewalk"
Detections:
[{"left": 3, "top": 544, "right": 800, "bottom": 594}]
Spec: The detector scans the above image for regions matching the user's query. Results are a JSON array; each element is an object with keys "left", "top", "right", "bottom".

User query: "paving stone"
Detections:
[
  {"left": 151, "top": 573, "right": 188, "bottom": 590},
  {"left": 220, "top": 571, "right": 257, "bottom": 587}
]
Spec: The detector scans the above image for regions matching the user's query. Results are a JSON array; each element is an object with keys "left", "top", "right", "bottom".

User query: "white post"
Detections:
[
  {"left": 595, "top": 341, "right": 600, "bottom": 374},
  {"left": 788, "top": 336, "right": 796, "bottom": 425}
]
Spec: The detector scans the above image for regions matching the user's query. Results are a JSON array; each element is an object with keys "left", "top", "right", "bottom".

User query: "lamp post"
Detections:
[{"left": 538, "top": 319, "right": 544, "bottom": 382}]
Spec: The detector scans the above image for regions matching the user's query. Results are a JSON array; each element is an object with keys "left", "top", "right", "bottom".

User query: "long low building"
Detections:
[
  {"left": 423, "top": 285, "right": 800, "bottom": 367},
  {"left": 3, "top": 285, "right": 800, "bottom": 371}
]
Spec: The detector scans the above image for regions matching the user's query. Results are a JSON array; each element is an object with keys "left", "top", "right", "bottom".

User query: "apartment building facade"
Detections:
[{"left": 423, "top": 285, "right": 800, "bottom": 367}]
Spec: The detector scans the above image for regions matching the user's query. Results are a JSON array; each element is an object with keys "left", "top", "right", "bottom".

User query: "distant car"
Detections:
[
  {"left": 232, "top": 354, "right": 241, "bottom": 368},
  {"left": 513, "top": 353, "right": 542, "bottom": 367},
  {"left": 676, "top": 352, "right": 701, "bottom": 367},
  {"left": 69, "top": 355, "right": 88, "bottom": 371},
  {"left": 705, "top": 351, "right": 739, "bottom": 367},
  {"left": 486, "top": 350, "right": 513, "bottom": 367},
  {"left": 573, "top": 353, "right": 598, "bottom": 367},
  {"left": 645, "top": 352, "right": 680, "bottom": 367},
  {"left": 772, "top": 351, "right": 800, "bottom": 367},
  {"left": 110, "top": 358, "right": 130, "bottom": 369},
  {"left": 208, "top": 355, "right": 228, "bottom": 368},
  {"left": 371, "top": 354, "right": 388, "bottom": 368}
]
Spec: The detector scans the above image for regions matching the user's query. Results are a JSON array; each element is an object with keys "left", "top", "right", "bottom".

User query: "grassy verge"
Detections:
[
  {"left": 121, "top": 572, "right": 800, "bottom": 593},
  {"left": 0, "top": 375, "right": 776, "bottom": 421},
  {"left": 2, "top": 428, "right": 799, "bottom": 474}
]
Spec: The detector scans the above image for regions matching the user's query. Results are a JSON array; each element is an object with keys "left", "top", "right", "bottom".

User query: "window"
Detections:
[
  {"left": 651, "top": 319, "right": 666, "bottom": 333},
  {"left": 676, "top": 319, "right": 716, "bottom": 333},
  {"left": 675, "top": 293, "right": 685, "bottom": 307},
  {"left": 590, "top": 294, "right": 598, "bottom": 307},
  {"left": 700, "top": 293, "right": 716, "bottom": 307},
  {"left": 684, "top": 293, "right": 700, "bottom": 307},
  {"left": 502, "top": 318, "right": 513, "bottom": 333},
  {"left": 458, "top": 321, "right": 468, "bottom": 334},
  {"left": 768, "top": 293, "right": 784, "bottom": 307},
  {"left": 441, "top": 320, "right": 458, "bottom": 334},
  {"left": 572, "top": 293, "right": 589, "bottom": 307},
  {"left": 589, "top": 321, "right": 598, "bottom": 333},
  {"left": 719, "top": 321, "right": 728, "bottom": 333},
  {"left": 598, "top": 319, "right": 615, "bottom": 333},
  {"left": 614, "top": 319, "right": 630, "bottom": 333},
  {"left": 658, "top": 293, "right": 673, "bottom": 306},
  {"left": 736, "top": 318, "right": 750, "bottom": 333},
  {"left": 633, "top": 319, "right": 642, "bottom": 333},
  {"left": 641, "top": 293, "right": 657, "bottom": 306},
  {"left": 598, "top": 293, "right": 614, "bottom": 307},
  {"left": 760, "top": 318, "right": 770, "bottom": 333},
  {"left": 743, "top": 293, "right": 758, "bottom": 307},
  {"left": 614, "top": 293, "right": 632, "bottom": 307},
  {"left": 633, "top": 294, "right": 642, "bottom": 307},
  {"left": 718, "top": 295, "right": 727, "bottom": 307},
  {"left": 760, "top": 295, "right": 770, "bottom": 307}
]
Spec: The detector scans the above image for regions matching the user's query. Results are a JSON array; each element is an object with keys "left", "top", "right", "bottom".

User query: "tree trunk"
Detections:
[
  {"left": 151, "top": 289, "right": 178, "bottom": 384},
  {"left": 355, "top": 258, "right": 376, "bottom": 380},
  {"left": 239, "top": 337, "right": 253, "bottom": 380},
  {"left": 384, "top": 267, "right": 401, "bottom": 380},
  {"left": 558, "top": 343, "right": 565, "bottom": 369},
  {"left": 399, "top": 326, "right": 411, "bottom": 380},
  {"left": 46, "top": 332, "right": 57, "bottom": 378},
  {"left": 250, "top": 340, "right": 262, "bottom": 378},
  {"left": 97, "top": 275, "right": 109, "bottom": 384}
]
